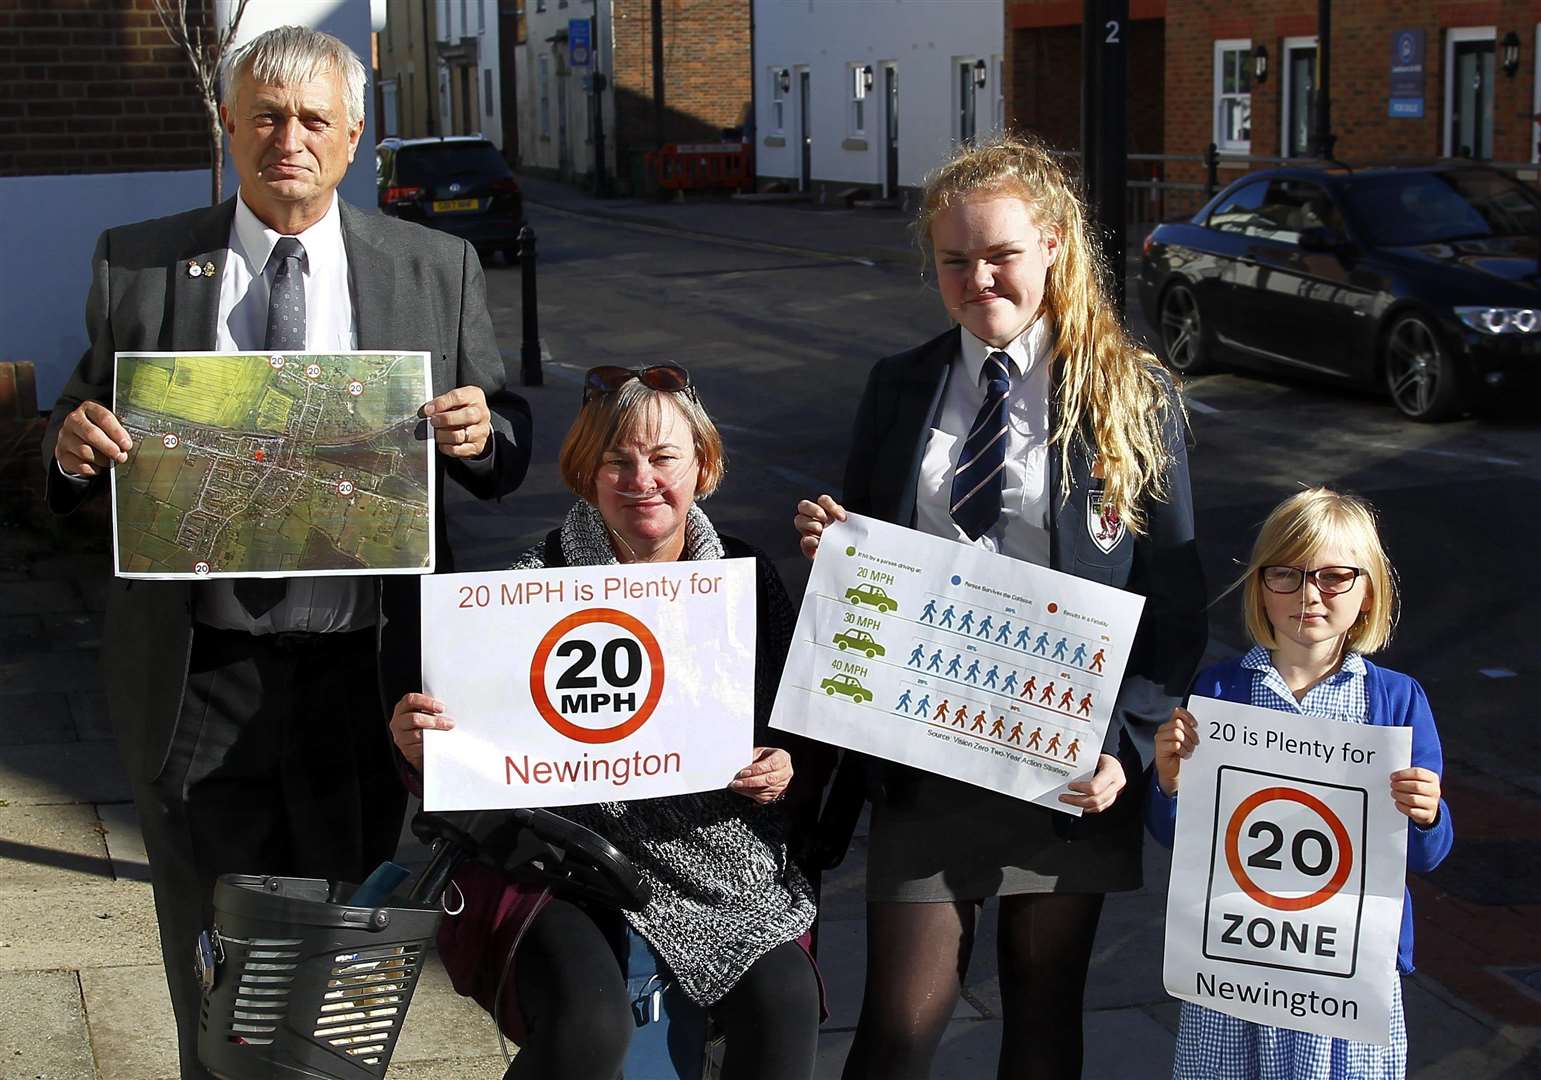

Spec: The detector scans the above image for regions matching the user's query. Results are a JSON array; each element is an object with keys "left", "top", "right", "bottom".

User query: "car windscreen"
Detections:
[
  {"left": 1340, "top": 171, "right": 1541, "bottom": 245},
  {"left": 394, "top": 143, "right": 510, "bottom": 186}
]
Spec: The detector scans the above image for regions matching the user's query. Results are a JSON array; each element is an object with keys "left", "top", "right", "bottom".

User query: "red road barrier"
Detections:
[{"left": 644, "top": 143, "right": 753, "bottom": 193}]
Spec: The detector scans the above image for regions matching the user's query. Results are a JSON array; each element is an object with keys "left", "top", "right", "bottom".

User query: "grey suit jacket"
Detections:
[{"left": 42, "top": 196, "right": 533, "bottom": 783}]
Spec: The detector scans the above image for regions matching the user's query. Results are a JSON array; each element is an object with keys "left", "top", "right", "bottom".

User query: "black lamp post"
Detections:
[
  {"left": 1503, "top": 31, "right": 1522, "bottom": 78},
  {"left": 973, "top": 57, "right": 988, "bottom": 90},
  {"left": 1253, "top": 44, "right": 1269, "bottom": 85}
]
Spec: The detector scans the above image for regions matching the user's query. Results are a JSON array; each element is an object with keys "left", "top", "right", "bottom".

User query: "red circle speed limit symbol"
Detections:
[
  {"left": 529, "top": 608, "right": 665, "bottom": 744},
  {"left": 1224, "top": 786, "right": 1353, "bottom": 912}
]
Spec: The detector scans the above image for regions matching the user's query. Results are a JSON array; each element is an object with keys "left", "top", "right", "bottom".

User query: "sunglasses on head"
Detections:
[{"left": 581, "top": 364, "right": 696, "bottom": 404}]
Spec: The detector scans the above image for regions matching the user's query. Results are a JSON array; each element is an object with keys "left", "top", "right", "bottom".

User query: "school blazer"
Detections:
[
  {"left": 41, "top": 196, "right": 533, "bottom": 783},
  {"left": 842, "top": 325, "right": 1208, "bottom": 771}
]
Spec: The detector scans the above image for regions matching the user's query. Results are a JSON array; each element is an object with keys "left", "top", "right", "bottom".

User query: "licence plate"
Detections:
[{"left": 432, "top": 198, "right": 479, "bottom": 212}]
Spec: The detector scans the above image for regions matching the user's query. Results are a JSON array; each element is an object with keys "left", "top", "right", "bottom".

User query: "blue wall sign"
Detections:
[
  {"left": 1389, "top": 29, "right": 1424, "bottom": 118},
  {"left": 569, "top": 18, "right": 592, "bottom": 68}
]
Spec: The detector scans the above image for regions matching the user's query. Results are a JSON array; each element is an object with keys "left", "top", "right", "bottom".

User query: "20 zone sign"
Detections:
[{"left": 530, "top": 608, "right": 665, "bottom": 744}]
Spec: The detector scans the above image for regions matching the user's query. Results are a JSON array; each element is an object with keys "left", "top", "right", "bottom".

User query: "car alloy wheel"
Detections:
[
  {"left": 1383, "top": 314, "right": 1461, "bottom": 421},
  {"left": 1159, "top": 283, "right": 1208, "bottom": 374}
]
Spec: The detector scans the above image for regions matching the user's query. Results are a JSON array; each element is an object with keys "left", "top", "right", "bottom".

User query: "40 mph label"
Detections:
[
  {"left": 529, "top": 608, "right": 665, "bottom": 744},
  {"left": 1203, "top": 766, "right": 1368, "bottom": 978}
]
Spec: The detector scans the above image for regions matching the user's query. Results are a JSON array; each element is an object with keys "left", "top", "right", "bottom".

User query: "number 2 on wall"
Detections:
[{"left": 1105, "top": 20, "right": 1121, "bottom": 45}]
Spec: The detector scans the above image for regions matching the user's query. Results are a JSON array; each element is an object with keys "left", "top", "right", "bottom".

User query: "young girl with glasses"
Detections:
[
  {"left": 794, "top": 133, "right": 1209, "bottom": 1079},
  {"left": 1149, "top": 486, "right": 1453, "bottom": 1079}
]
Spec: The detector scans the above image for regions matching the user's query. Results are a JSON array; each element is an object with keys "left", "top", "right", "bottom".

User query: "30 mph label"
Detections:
[
  {"left": 1204, "top": 766, "right": 1367, "bottom": 978},
  {"left": 529, "top": 608, "right": 664, "bottom": 744}
]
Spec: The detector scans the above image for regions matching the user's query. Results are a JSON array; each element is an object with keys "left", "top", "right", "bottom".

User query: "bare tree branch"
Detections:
[{"left": 151, "top": 0, "right": 250, "bottom": 204}]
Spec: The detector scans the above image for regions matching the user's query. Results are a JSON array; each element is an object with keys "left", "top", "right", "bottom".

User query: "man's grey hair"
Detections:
[{"left": 221, "top": 25, "right": 367, "bottom": 126}]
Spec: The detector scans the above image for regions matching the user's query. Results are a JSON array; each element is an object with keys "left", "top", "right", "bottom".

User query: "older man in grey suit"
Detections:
[{"left": 42, "top": 27, "right": 531, "bottom": 1078}]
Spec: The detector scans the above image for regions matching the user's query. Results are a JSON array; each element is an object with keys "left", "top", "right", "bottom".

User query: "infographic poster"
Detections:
[{"left": 770, "top": 513, "right": 1146, "bottom": 814}]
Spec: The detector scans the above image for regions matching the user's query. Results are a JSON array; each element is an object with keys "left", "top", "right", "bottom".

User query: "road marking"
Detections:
[{"left": 1365, "top": 442, "right": 1523, "bottom": 468}]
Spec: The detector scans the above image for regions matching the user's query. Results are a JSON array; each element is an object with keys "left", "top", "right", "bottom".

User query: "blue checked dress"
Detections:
[{"left": 1172, "top": 647, "right": 1409, "bottom": 1080}]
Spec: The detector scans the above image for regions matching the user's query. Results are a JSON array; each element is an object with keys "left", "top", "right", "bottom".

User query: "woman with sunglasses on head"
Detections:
[
  {"left": 794, "top": 134, "right": 1208, "bottom": 1079},
  {"left": 390, "top": 364, "right": 828, "bottom": 1080}
]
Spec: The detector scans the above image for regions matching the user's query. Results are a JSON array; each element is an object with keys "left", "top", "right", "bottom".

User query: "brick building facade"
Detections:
[
  {"left": 0, "top": 0, "right": 211, "bottom": 177},
  {"left": 1008, "top": 1, "right": 1541, "bottom": 186},
  {"left": 610, "top": 0, "right": 751, "bottom": 174}
]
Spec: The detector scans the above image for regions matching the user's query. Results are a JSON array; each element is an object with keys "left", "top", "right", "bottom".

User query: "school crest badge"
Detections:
[{"left": 1087, "top": 491, "right": 1126, "bottom": 554}]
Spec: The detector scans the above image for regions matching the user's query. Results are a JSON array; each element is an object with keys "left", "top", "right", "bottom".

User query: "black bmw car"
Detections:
[
  {"left": 1138, "top": 163, "right": 1541, "bottom": 420},
  {"left": 376, "top": 136, "right": 523, "bottom": 262}
]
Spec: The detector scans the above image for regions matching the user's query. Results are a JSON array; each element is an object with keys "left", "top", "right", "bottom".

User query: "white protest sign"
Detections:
[
  {"left": 1163, "top": 696, "right": 1411, "bottom": 1044},
  {"left": 420, "top": 559, "right": 756, "bottom": 811},
  {"left": 769, "top": 513, "right": 1145, "bottom": 814}
]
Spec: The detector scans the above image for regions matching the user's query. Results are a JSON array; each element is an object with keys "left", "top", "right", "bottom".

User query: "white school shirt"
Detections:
[
  {"left": 914, "top": 320, "right": 1053, "bottom": 566},
  {"left": 195, "top": 191, "right": 373, "bottom": 634}
]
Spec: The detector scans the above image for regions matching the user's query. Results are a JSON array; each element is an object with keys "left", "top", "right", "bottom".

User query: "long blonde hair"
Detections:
[{"left": 916, "top": 133, "right": 1180, "bottom": 534}]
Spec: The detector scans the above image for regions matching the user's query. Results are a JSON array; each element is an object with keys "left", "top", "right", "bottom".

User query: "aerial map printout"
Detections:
[{"left": 110, "top": 351, "right": 435, "bottom": 579}]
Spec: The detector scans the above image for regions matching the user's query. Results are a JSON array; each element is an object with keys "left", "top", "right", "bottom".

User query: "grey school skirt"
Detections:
[{"left": 864, "top": 769, "right": 1148, "bottom": 902}]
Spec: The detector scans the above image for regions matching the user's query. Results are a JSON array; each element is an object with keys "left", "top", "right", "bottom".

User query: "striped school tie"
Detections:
[{"left": 950, "top": 350, "right": 1012, "bottom": 541}]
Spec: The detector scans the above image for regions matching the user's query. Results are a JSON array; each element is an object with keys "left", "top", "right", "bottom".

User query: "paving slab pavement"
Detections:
[{"left": 0, "top": 970, "right": 95, "bottom": 1080}]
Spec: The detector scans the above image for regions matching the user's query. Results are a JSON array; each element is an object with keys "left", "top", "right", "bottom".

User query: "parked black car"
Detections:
[
  {"left": 1138, "top": 163, "right": 1541, "bottom": 420},
  {"left": 376, "top": 136, "right": 523, "bottom": 261}
]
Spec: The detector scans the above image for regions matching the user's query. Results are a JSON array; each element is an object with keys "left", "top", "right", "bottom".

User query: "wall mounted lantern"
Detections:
[{"left": 1502, "top": 31, "right": 1522, "bottom": 78}]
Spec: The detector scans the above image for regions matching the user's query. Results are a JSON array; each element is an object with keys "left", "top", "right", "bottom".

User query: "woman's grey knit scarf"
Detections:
[{"left": 512, "top": 500, "right": 816, "bottom": 1005}]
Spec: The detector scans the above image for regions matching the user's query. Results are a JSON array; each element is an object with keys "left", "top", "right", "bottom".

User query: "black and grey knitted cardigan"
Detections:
[{"left": 513, "top": 500, "right": 816, "bottom": 1006}]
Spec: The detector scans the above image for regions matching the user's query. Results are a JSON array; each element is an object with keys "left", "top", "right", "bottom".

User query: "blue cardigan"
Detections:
[{"left": 1147, "top": 656, "right": 1454, "bottom": 974}]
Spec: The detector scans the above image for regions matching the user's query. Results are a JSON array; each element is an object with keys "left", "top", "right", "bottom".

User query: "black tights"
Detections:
[
  {"left": 504, "top": 898, "right": 821, "bottom": 1080},
  {"left": 841, "top": 893, "right": 1106, "bottom": 1080}
]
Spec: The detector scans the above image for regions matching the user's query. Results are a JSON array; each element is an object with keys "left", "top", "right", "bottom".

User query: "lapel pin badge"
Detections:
[
  {"left": 202, "top": 260, "right": 217, "bottom": 277},
  {"left": 187, "top": 260, "right": 203, "bottom": 278}
]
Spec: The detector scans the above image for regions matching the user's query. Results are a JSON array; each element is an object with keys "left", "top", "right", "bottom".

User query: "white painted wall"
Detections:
[
  {"left": 6, "top": 1, "right": 381, "bottom": 409},
  {"left": 753, "top": 0, "right": 1003, "bottom": 189},
  {"left": 516, "top": 0, "right": 613, "bottom": 178},
  {"left": 1, "top": 170, "right": 211, "bottom": 409}
]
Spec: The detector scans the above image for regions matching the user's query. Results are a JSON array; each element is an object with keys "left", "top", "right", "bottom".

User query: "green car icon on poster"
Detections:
[
  {"left": 832, "top": 629, "right": 886, "bottom": 658},
  {"left": 845, "top": 584, "right": 898, "bottom": 613},
  {"left": 819, "top": 674, "right": 873, "bottom": 703}
]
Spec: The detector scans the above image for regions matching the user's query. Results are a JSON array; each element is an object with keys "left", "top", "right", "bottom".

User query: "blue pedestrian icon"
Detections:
[
  {"left": 921, "top": 599, "right": 938, "bottom": 624},
  {"left": 959, "top": 611, "right": 975, "bottom": 634},
  {"left": 896, "top": 689, "right": 913, "bottom": 712},
  {"left": 946, "top": 655, "right": 963, "bottom": 678},
  {"left": 928, "top": 649, "right": 944, "bottom": 671},
  {"left": 1002, "top": 671, "right": 1018, "bottom": 694},
  {"left": 1033, "top": 632, "right": 1050, "bottom": 655},
  {"left": 1015, "top": 626, "right": 1033, "bottom": 650},
  {"left": 976, "top": 615, "right": 994, "bottom": 639},
  {"left": 996, "top": 621, "right": 1013, "bottom": 644},
  {"left": 914, "top": 694, "right": 931, "bottom": 716},
  {"left": 1052, "top": 637, "right": 1069, "bottom": 661},
  {"left": 984, "top": 665, "right": 1000, "bottom": 689},
  {"left": 1071, "top": 642, "right": 1088, "bottom": 667},
  {"left": 964, "top": 659, "right": 981, "bottom": 684},
  {"left": 940, "top": 605, "right": 956, "bottom": 628},
  {"left": 909, "top": 644, "right": 926, "bottom": 667}
]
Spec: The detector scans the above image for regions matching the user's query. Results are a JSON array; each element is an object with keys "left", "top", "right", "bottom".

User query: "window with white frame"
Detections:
[
  {"left": 770, "top": 68, "right": 787, "bottom": 132},
  {"left": 849, "top": 63, "right": 868, "bottom": 136},
  {"left": 1213, "top": 39, "right": 1252, "bottom": 153},
  {"left": 538, "top": 56, "right": 551, "bottom": 137}
]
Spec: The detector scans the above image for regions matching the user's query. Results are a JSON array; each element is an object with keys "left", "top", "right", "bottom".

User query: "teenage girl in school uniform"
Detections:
[
  {"left": 795, "top": 134, "right": 1208, "bottom": 1080},
  {"left": 1149, "top": 487, "right": 1453, "bottom": 1079}
]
